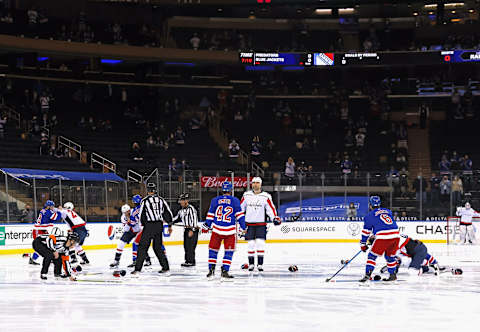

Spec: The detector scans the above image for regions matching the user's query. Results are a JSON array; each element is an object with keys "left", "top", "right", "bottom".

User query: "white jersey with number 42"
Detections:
[
  {"left": 240, "top": 191, "right": 279, "bottom": 226},
  {"left": 456, "top": 207, "right": 480, "bottom": 225}
]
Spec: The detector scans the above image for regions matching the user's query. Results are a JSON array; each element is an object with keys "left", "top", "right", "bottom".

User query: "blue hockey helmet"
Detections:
[
  {"left": 369, "top": 196, "right": 381, "bottom": 208},
  {"left": 44, "top": 200, "right": 55, "bottom": 208},
  {"left": 132, "top": 194, "right": 142, "bottom": 205},
  {"left": 222, "top": 181, "right": 233, "bottom": 192}
]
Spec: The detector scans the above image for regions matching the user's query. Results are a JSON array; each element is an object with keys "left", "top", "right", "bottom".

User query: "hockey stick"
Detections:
[{"left": 325, "top": 250, "right": 363, "bottom": 282}]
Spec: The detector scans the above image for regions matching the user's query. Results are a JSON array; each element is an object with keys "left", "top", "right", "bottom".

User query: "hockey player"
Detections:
[
  {"left": 381, "top": 234, "right": 441, "bottom": 276},
  {"left": 29, "top": 200, "right": 63, "bottom": 265},
  {"left": 240, "top": 177, "right": 281, "bottom": 272},
  {"left": 32, "top": 231, "right": 79, "bottom": 281},
  {"left": 359, "top": 196, "right": 400, "bottom": 282},
  {"left": 130, "top": 194, "right": 153, "bottom": 268},
  {"left": 455, "top": 202, "right": 480, "bottom": 244},
  {"left": 60, "top": 202, "right": 89, "bottom": 264},
  {"left": 202, "top": 181, "right": 246, "bottom": 279}
]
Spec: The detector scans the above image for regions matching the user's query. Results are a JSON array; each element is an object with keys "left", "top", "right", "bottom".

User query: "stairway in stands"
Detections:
[{"left": 408, "top": 126, "right": 432, "bottom": 179}]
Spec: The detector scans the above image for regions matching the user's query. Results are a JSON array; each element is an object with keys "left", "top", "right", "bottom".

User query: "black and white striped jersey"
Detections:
[
  {"left": 139, "top": 194, "right": 174, "bottom": 225},
  {"left": 173, "top": 205, "right": 199, "bottom": 229},
  {"left": 37, "top": 234, "right": 73, "bottom": 276}
]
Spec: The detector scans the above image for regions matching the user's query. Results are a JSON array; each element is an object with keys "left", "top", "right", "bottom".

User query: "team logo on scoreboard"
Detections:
[{"left": 314, "top": 53, "right": 334, "bottom": 66}]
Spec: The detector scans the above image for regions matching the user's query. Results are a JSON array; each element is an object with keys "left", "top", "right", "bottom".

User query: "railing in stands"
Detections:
[
  {"left": 0, "top": 104, "right": 21, "bottom": 129},
  {"left": 127, "top": 169, "right": 143, "bottom": 183},
  {"left": 252, "top": 162, "right": 264, "bottom": 177},
  {"left": 57, "top": 136, "right": 82, "bottom": 160},
  {"left": 91, "top": 152, "right": 117, "bottom": 173}
]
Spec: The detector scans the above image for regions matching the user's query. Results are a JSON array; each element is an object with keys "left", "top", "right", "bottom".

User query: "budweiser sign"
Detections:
[{"left": 201, "top": 176, "right": 249, "bottom": 188}]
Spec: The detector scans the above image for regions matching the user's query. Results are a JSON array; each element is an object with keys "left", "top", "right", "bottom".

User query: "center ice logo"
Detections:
[{"left": 0, "top": 226, "right": 5, "bottom": 246}]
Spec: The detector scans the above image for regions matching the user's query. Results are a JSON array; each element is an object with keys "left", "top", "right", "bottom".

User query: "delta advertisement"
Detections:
[{"left": 0, "top": 219, "right": 462, "bottom": 254}]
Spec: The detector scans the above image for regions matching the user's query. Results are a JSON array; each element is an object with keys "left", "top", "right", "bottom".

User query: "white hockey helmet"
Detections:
[
  {"left": 252, "top": 177, "right": 262, "bottom": 184},
  {"left": 465, "top": 202, "right": 471, "bottom": 209},
  {"left": 121, "top": 204, "right": 131, "bottom": 213},
  {"left": 64, "top": 202, "right": 74, "bottom": 210}
]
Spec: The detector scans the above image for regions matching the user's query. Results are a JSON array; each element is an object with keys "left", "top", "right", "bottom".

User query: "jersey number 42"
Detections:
[{"left": 215, "top": 206, "right": 233, "bottom": 223}]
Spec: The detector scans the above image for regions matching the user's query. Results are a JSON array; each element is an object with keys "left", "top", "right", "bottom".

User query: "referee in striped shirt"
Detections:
[
  {"left": 173, "top": 193, "right": 199, "bottom": 267},
  {"left": 133, "top": 183, "right": 173, "bottom": 275}
]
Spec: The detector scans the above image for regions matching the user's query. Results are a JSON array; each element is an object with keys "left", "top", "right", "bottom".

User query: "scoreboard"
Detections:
[{"left": 239, "top": 50, "right": 480, "bottom": 67}]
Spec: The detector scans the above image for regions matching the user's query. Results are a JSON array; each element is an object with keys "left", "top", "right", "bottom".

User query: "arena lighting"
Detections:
[
  {"left": 100, "top": 59, "right": 123, "bottom": 64},
  {"left": 37, "top": 57, "right": 49, "bottom": 61},
  {"left": 424, "top": 4, "right": 438, "bottom": 9},
  {"left": 468, "top": 8, "right": 475, "bottom": 12},
  {"left": 413, "top": 11, "right": 419, "bottom": 16},
  {"left": 315, "top": 8, "right": 332, "bottom": 15},
  {"left": 338, "top": 8, "right": 355, "bottom": 15},
  {"left": 451, "top": 10, "right": 456, "bottom": 13},
  {"left": 445, "top": 2, "right": 465, "bottom": 8}
]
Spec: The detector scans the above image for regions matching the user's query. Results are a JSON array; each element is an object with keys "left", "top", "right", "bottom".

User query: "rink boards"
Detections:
[{"left": 0, "top": 220, "right": 457, "bottom": 254}]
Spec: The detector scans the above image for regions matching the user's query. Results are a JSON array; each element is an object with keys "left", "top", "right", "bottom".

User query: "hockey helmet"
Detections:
[
  {"left": 64, "top": 202, "right": 74, "bottom": 210},
  {"left": 67, "top": 232, "right": 80, "bottom": 243},
  {"left": 252, "top": 177, "right": 263, "bottom": 184},
  {"left": 146, "top": 183, "right": 157, "bottom": 193},
  {"left": 178, "top": 193, "right": 190, "bottom": 202},
  {"left": 132, "top": 194, "right": 142, "bottom": 205},
  {"left": 44, "top": 200, "right": 55, "bottom": 208},
  {"left": 369, "top": 196, "right": 381, "bottom": 208},
  {"left": 121, "top": 204, "right": 131, "bottom": 213},
  {"left": 222, "top": 181, "right": 233, "bottom": 192}
]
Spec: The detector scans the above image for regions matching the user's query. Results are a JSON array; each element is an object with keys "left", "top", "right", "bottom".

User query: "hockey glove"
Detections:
[
  {"left": 273, "top": 216, "right": 282, "bottom": 226},
  {"left": 360, "top": 243, "right": 369, "bottom": 252}
]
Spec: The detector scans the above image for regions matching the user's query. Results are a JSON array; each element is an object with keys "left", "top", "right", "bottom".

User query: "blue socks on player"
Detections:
[
  {"left": 426, "top": 254, "right": 437, "bottom": 265},
  {"left": 222, "top": 250, "right": 234, "bottom": 272},
  {"left": 365, "top": 252, "right": 377, "bottom": 274},
  {"left": 208, "top": 248, "right": 218, "bottom": 269},
  {"left": 385, "top": 255, "right": 397, "bottom": 274}
]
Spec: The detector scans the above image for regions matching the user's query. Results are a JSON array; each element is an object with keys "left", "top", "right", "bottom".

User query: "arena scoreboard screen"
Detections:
[
  {"left": 239, "top": 52, "right": 334, "bottom": 66},
  {"left": 239, "top": 50, "right": 479, "bottom": 67}
]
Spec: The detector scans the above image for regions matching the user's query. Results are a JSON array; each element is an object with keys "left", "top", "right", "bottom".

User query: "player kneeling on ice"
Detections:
[
  {"left": 32, "top": 231, "right": 79, "bottom": 281},
  {"left": 202, "top": 181, "right": 246, "bottom": 279},
  {"left": 60, "top": 202, "right": 90, "bottom": 265},
  {"left": 359, "top": 196, "right": 400, "bottom": 282},
  {"left": 456, "top": 202, "right": 480, "bottom": 244},
  {"left": 379, "top": 234, "right": 442, "bottom": 277},
  {"left": 241, "top": 176, "right": 281, "bottom": 272}
]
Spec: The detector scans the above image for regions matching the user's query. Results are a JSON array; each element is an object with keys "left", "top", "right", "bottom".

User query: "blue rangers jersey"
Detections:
[
  {"left": 34, "top": 208, "right": 62, "bottom": 230},
  {"left": 360, "top": 208, "right": 399, "bottom": 244},
  {"left": 121, "top": 206, "right": 141, "bottom": 233},
  {"left": 203, "top": 194, "right": 246, "bottom": 235}
]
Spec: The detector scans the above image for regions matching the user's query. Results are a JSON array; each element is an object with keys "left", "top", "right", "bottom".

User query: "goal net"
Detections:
[{"left": 446, "top": 216, "right": 480, "bottom": 245}]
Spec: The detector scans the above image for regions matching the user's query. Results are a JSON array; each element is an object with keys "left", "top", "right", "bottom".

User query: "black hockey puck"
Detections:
[
  {"left": 373, "top": 275, "right": 382, "bottom": 281},
  {"left": 113, "top": 270, "right": 127, "bottom": 277},
  {"left": 288, "top": 265, "right": 298, "bottom": 272},
  {"left": 75, "top": 265, "right": 82, "bottom": 272}
]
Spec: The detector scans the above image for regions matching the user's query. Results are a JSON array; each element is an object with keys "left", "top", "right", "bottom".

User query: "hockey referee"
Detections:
[
  {"left": 173, "top": 193, "right": 199, "bottom": 267},
  {"left": 132, "top": 183, "right": 173, "bottom": 275}
]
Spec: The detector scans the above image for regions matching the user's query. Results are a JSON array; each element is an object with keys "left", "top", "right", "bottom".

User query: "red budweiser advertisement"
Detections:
[{"left": 201, "top": 176, "right": 249, "bottom": 188}]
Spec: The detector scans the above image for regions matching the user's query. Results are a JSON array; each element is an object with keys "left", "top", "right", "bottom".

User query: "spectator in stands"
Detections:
[
  {"left": 130, "top": 142, "right": 144, "bottom": 161},
  {"left": 88, "top": 117, "right": 97, "bottom": 131},
  {"left": 190, "top": 33, "right": 201, "bottom": 50},
  {"left": 175, "top": 127, "right": 185, "bottom": 145},
  {"left": 1, "top": 11, "right": 13, "bottom": 24},
  {"left": 450, "top": 150, "right": 460, "bottom": 170},
  {"left": 251, "top": 136, "right": 261, "bottom": 159},
  {"left": 413, "top": 173, "right": 427, "bottom": 203},
  {"left": 146, "top": 135, "right": 156, "bottom": 147},
  {"left": 228, "top": 139, "right": 240, "bottom": 158},
  {"left": 355, "top": 131, "right": 366, "bottom": 149},
  {"left": 39, "top": 91, "right": 50, "bottom": 114},
  {"left": 341, "top": 156, "right": 352, "bottom": 175},
  {"left": 386, "top": 166, "right": 399, "bottom": 190},
  {"left": 39, "top": 132, "right": 49, "bottom": 155},
  {"left": 0, "top": 114, "right": 6, "bottom": 139},
  {"left": 430, "top": 172, "right": 441, "bottom": 204},
  {"left": 78, "top": 117, "right": 86, "bottom": 129},
  {"left": 20, "top": 205, "right": 35, "bottom": 223},
  {"left": 285, "top": 157, "right": 296, "bottom": 181},
  {"left": 169, "top": 157, "right": 181, "bottom": 177},
  {"left": 333, "top": 152, "right": 341, "bottom": 169},
  {"left": 27, "top": 7, "right": 39, "bottom": 36},
  {"left": 346, "top": 203, "right": 357, "bottom": 220},
  {"left": 344, "top": 130, "right": 354, "bottom": 149},
  {"left": 438, "top": 155, "right": 451, "bottom": 174},
  {"left": 399, "top": 167, "right": 409, "bottom": 197},
  {"left": 112, "top": 22, "right": 123, "bottom": 44},
  {"left": 451, "top": 175, "right": 463, "bottom": 206},
  {"left": 439, "top": 175, "right": 452, "bottom": 203},
  {"left": 462, "top": 154, "right": 473, "bottom": 171},
  {"left": 395, "top": 152, "right": 407, "bottom": 169}
]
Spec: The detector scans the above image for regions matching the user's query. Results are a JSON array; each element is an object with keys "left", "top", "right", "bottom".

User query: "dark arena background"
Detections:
[{"left": 0, "top": 0, "right": 480, "bottom": 331}]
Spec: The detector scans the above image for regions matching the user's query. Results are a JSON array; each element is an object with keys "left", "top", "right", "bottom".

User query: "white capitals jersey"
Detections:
[
  {"left": 61, "top": 209, "right": 86, "bottom": 229},
  {"left": 456, "top": 207, "right": 480, "bottom": 225},
  {"left": 121, "top": 213, "right": 140, "bottom": 233},
  {"left": 240, "top": 190, "right": 279, "bottom": 226}
]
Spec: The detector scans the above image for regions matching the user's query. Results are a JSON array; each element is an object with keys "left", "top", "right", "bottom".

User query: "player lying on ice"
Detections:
[{"left": 32, "top": 230, "right": 80, "bottom": 281}]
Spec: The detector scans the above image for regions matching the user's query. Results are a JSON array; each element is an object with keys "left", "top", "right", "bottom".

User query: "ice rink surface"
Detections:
[{"left": 1, "top": 242, "right": 480, "bottom": 332}]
